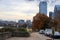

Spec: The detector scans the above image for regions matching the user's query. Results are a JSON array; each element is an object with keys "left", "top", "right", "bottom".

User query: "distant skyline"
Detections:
[{"left": 0, "top": 0, "right": 60, "bottom": 21}]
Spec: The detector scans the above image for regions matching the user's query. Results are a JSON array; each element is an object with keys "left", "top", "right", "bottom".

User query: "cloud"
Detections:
[
  {"left": 0, "top": 0, "right": 39, "bottom": 21},
  {"left": 25, "top": 0, "right": 34, "bottom": 1},
  {"left": 0, "top": 12, "right": 35, "bottom": 21},
  {"left": 0, "top": 0, "right": 60, "bottom": 21}
]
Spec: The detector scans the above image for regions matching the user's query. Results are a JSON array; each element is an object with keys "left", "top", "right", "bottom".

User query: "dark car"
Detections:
[{"left": 51, "top": 31, "right": 60, "bottom": 38}]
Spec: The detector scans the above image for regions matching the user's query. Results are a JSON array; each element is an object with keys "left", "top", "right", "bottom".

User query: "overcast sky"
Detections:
[{"left": 0, "top": 0, "right": 60, "bottom": 21}]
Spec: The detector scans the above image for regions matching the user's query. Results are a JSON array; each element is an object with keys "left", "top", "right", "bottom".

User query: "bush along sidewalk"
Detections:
[
  {"left": 0, "top": 28, "right": 30, "bottom": 40},
  {"left": 12, "top": 28, "right": 30, "bottom": 37}
]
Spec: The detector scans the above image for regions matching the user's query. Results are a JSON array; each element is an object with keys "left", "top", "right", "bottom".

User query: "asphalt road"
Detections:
[{"left": 6, "top": 32, "right": 60, "bottom": 40}]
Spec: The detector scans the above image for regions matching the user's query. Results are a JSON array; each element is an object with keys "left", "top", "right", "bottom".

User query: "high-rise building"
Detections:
[
  {"left": 54, "top": 5, "right": 60, "bottom": 19},
  {"left": 39, "top": 1, "right": 47, "bottom": 15},
  {"left": 54, "top": 5, "right": 60, "bottom": 30},
  {"left": 49, "top": 12, "right": 54, "bottom": 19}
]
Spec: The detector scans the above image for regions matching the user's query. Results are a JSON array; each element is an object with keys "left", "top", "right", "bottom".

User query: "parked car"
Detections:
[
  {"left": 51, "top": 31, "right": 60, "bottom": 38},
  {"left": 44, "top": 29, "right": 52, "bottom": 36},
  {"left": 39, "top": 30, "right": 44, "bottom": 34}
]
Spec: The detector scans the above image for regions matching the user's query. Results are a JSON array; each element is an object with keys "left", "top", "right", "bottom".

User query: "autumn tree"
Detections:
[
  {"left": 32, "top": 13, "right": 49, "bottom": 31},
  {"left": 32, "top": 13, "right": 58, "bottom": 31},
  {"left": 48, "top": 19, "right": 58, "bottom": 31}
]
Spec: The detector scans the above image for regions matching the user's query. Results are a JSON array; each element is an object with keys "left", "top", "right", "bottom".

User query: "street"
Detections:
[{"left": 6, "top": 32, "right": 60, "bottom": 40}]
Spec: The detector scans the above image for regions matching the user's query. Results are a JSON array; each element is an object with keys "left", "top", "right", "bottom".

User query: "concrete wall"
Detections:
[{"left": 0, "top": 32, "right": 12, "bottom": 40}]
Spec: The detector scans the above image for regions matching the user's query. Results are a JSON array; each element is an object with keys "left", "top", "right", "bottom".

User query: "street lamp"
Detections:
[
  {"left": 51, "top": 20, "right": 55, "bottom": 40},
  {"left": 52, "top": 27, "right": 55, "bottom": 40}
]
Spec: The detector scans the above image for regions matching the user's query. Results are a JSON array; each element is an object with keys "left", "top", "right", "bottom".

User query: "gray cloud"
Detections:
[{"left": 0, "top": 0, "right": 60, "bottom": 21}]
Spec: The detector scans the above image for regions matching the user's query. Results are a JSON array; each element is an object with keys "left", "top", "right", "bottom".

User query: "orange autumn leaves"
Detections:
[{"left": 32, "top": 13, "right": 49, "bottom": 31}]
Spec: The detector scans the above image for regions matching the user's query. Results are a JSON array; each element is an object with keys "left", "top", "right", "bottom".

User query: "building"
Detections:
[
  {"left": 54, "top": 5, "right": 60, "bottom": 19},
  {"left": 0, "top": 20, "right": 17, "bottom": 28},
  {"left": 26, "top": 20, "right": 32, "bottom": 32},
  {"left": 54, "top": 5, "right": 60, "bottom": 20},
  {"left": 18, "top": 20, "right": 26, "bottom": 28},
  {"left": 54, "top": 5, "right": 60, "bottom": 31},
  {"left": 26, "top": 20, "right": 32, "bottom": 29},
  {"left": 39, "top": 1, "right": 47, "bottom": 15},
  {"left": 18, "top": 20, "right": 25, "bottom": 24},
  {"left": 49, "top": 12, "right": 54, "bottom": 19}
]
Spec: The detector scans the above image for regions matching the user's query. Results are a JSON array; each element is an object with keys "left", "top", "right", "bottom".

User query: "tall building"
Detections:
[
  {"left": 39, "top": 1, "right": 47, "bottom": 15},
  {"left": 54, "top": 5, "right": 60, "bottom": 19},
  {"left": 49, "top": 12, "right": 54, "bottom": 19},
  {"left": 54, "top": 5, "right": 60, "bottom": 30}
]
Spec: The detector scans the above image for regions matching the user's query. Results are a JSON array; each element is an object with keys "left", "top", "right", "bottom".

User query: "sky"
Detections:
[{"left": 0, "top": 0, "right": 60, "bottom": 22}]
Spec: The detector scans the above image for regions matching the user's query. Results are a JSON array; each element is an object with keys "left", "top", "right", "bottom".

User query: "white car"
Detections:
[
  {"left": 39, "top": 30, "right": 44, "bottom": 34},
  {"left": 44, "top": 29, "right": 52, "bottom": 36},
  {"left": 54, "top": 31, "right": 60, "bottom": 36},
  {"left": 51, "top": 31, "right": 60, "bottom": 38}
]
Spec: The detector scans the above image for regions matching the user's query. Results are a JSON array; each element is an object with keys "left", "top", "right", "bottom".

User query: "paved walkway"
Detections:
[{"left": 6, "top": 32, "right": 59, "bottom": 40}]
